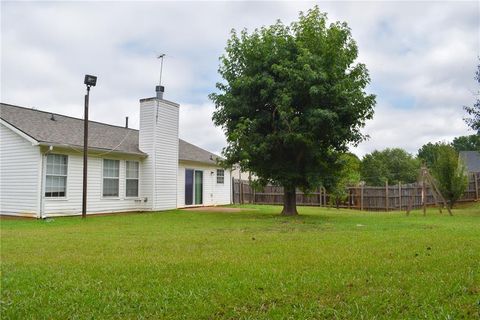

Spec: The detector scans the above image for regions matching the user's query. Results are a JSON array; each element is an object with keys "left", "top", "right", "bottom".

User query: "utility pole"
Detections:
[{"left": 82, "top": 75, "right": 97, "bottom": 219}]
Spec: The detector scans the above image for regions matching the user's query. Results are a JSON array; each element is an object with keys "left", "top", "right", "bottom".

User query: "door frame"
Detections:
[{"left": 185, "top": 168, "right": 204, "bottom": 206}]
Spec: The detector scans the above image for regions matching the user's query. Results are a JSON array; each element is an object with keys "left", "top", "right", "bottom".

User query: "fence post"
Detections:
[
  {"left": 323, "top": 187, "right": 327, "bottom": 207},
  {"left": 398, "top": 182, "right": 402, "bottom": 211},
  {"left": 360, "top": 184, "right": 364, "bottom": 211},
  {"left": 348, "top": 189, "right": 351, "bottom": 209},
  {"left": 407, "top": 187, "right": 413, "bottom": 216},
  {"left": 240, "top": 180, "right": 244, "bottom": 204},
  {"left": 317, "top": 187, "right": 321, "bottom": 206},
  {"left": 252, "top": 185, "right": 256, "bottom": 204},
  {"left": 385, "top": 180, "right": 389, "bottom": 212},
  {"left": 475, "top": 173, "right": 479, "bottom": 201},
  {"left": 232, "top": 177, "right": 235, "bottom": 204},
  {"left": 422, "top": 167, "right": 427, "bottom": 216},
  {"left": 357, "top": 187, "right": 359, "bottom": 209},
  {"left": 414, "top": 185, "right": 418, "bottom": 211}
]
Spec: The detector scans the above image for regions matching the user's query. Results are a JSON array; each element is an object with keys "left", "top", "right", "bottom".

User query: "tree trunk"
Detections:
[{"left": 281, "top": 186, "right": 298, "bottom": 216}]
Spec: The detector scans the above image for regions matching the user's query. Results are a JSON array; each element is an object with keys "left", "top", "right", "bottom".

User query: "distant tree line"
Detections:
[
  {"left": 328, "top": 134, "right": 476, "bottom": 209},
  {"left": 354, "top": 134, "right": 478, "bottom": 187}
]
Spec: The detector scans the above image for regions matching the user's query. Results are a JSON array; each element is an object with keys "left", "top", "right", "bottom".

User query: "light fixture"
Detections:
[{"left": 84, "top": 74, "right": 97, "bottom": 87}]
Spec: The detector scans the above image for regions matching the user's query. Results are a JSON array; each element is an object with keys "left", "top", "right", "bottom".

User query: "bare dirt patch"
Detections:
[{"left": 181, "top": 206, "right": 247, "bottom": 212}]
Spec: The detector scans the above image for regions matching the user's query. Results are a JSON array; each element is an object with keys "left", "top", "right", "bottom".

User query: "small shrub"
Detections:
[{"left": 430, "top": 145, "right": 468, "bottom": 209}]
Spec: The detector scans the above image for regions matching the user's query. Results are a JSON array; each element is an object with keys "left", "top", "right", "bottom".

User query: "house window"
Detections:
[
  {"left": 45, "top": 154, "right": 68, "bottom": 197},
  {"left": 126, "top": 161, "right": 139, "bottom": 197},
  {"left": 217, "top": 169, "right": 224, "bottom": 184},
  {"left": 103, "top": 159, "right": 119, "bottom": 197}
]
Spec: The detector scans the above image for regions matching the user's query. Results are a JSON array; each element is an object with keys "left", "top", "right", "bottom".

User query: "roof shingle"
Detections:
[{"left": 0, "top": 103, "right": 221, "bottom": 164}]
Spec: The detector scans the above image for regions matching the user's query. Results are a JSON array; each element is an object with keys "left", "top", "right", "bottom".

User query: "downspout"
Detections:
[
  {"left": 175, "top": 125, "right": 178, "bottom": 209},
  {"left": 212, "top": 169, "right": 215, "bottom": 206}
]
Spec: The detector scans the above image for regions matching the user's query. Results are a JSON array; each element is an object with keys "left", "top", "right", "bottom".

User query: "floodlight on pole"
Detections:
[
  {"left": 82, "top": 74, "right": 97, "bottom": 219},
  {"left": 84, "top": 74, "right": 97, "bottom": 87}
]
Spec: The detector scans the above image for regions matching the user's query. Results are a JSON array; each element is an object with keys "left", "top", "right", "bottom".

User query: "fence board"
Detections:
[{"left": 232, "top": 172, "right": 480, "bottom": 211}]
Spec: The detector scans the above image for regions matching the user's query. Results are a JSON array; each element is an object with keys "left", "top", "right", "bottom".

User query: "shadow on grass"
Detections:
[{"left": 184, "top": 205, "right": 336, "bottom": 227}]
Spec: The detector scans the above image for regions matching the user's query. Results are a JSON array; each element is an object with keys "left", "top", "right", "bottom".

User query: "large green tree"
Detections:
[
  {"left": 417, "top": 141, "right": 445, "bottom": 168},
  {"left": 360, "top": 148, "right": 420, "bottom": 186},
  {"left": 418, "top": 136, "right": 480, "bottom": 169},
  {"left": 430, "top": 144, "right": 468, "bottom": 209},
  {"left": 451, "top": 134, "right": 480, "bottom": 152},
  {"left": 210, "top": 7, "right": 375, "bottom": 215}
]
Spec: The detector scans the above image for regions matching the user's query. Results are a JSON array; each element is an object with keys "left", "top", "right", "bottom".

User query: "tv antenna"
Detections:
[{"left": 157, "top": 53, "right": 165, "bottom": 87}]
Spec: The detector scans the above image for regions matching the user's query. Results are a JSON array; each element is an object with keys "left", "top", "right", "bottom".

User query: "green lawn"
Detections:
[{"left": 1, "top": 204, "right": 479, "bottom": 319}]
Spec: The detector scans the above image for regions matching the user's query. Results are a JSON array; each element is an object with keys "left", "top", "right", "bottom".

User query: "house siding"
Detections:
[
  {"left": 139, "top": 101, "right": 155, "bottom": 210},
  {"left": 1, "top": 98, "right": 232, "bottom": 217},
  {"left": 139, "top": 99, "right": 179, "bottom": 211},
  {"left": 0, "top": 123, "right": 41, "bottom": 217},
  {"left": 177, "top": 161, "right": 231, "bottom": 208},
  {"left": 43, "top": 151, "right": 146, "bottom": 217}
]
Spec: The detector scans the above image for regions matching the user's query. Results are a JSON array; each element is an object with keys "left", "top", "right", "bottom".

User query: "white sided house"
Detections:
[{"left": 0, "top": 92, "right": 231, "bottom": 218}]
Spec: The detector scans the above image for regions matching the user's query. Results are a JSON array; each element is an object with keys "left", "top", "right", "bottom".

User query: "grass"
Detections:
[{"left": 1, "top": 204, "right": 479, "bottom": 319}]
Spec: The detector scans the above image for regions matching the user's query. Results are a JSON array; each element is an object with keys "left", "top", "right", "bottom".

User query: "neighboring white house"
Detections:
[
  {"left": 231, "top": 164, "right": 256, "bottom": 181},
  {"left": 0, "top": 90, "right": 232, "bottom": 218}
]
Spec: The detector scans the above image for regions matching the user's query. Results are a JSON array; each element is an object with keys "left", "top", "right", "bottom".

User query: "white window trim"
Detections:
[
  {"left": 44, "top": 154, "right": 68, "bottom": 199},
  {"left": 102, "top": 158, "right": 120, "bottom": 199},
  {"left": 216, "top": 169, "right": 225, "bottom": 184},
  {"left": 125, "top": 160, "right": 140, "bottom": 199}
]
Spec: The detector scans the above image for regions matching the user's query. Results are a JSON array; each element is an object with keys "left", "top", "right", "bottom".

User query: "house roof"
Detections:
[
  {"left": 0, "top": 103, "right": 222, "bottom": 164},
  {"left": 179, "top": 139, "right": 221, "bottom": 165},
  {"left": 459, "top": 151, "right": 480, "bottom": 172}
]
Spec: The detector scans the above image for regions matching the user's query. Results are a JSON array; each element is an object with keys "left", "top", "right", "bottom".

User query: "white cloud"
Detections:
[
  {"left": 179, "top": 103, "right": 226, "bottom": 156},
  {"left": 1, "top": 1, "right": 478, "bottom": 159},
  {"left": 351, "top": 99, "right": 472, "bottom": 157}
]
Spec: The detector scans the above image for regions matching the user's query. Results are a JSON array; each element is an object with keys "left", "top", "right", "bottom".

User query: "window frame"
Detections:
[
  {"left": 102, "top": 159, "right": 120, "bottom": 198},
  {"left": 44, "top": 154, "right": 68, "bottom": 198},
  {"left": 216, "top": 169, "right": 225, "bottom": 184},
  {"left": 125, "top": 160, "right": 139, "bottom": 198}
]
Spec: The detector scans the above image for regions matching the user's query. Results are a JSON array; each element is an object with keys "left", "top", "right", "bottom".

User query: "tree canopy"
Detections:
[
  {"left": 210, "top": 7, "right": 375, "bottom": 215},
  {"left": 418, "top": 135, "right": 480, "bottom": 170},
  {"left": 452, "top": 134, "right": 480, "bottom": 152},
  {"left": 417, "top": 142, "right": 445, "bottom": 168},
  {"left": 360, "top": 148, "right": 420, "bottom": 186}
]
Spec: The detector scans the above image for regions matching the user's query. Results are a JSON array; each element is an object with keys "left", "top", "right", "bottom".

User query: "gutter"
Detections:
[{"left": 37, "top": 142, "right": 148, "bottom": 158}]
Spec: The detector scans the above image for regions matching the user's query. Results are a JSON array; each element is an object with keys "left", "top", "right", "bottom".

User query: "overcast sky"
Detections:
[{"left": 1, "top": 1, "right": 479, "bottom": 157}]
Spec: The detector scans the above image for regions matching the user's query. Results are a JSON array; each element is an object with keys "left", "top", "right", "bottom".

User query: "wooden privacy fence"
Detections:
[{"left": 232, "top": 172, "right": 480, "bottom": 211}]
